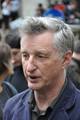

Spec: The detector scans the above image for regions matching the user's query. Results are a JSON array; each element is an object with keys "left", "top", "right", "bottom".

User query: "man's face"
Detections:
[
  {"left": 11, "top": 48, "right": 21, "bottom": 68},
  {"left": 21, "top": 32, "right": 64, "bottom": 91}
]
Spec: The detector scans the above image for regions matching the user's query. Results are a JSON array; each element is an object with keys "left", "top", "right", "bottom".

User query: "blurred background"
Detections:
[{"left": 0, "top": 0, "right": 80, "bottom": 40}]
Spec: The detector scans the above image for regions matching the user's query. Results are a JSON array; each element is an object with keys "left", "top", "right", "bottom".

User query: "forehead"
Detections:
[
  {"left": 21, "top": 31, "right": 54, "bottom": 52},
  {"left": 11, "top": 48, "right": 20, "bottom": 54}
]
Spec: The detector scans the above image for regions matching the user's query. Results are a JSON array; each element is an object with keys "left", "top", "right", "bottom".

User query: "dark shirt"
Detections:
[{"left": 29, "top": 80, "right": 67, "bottom": 120}]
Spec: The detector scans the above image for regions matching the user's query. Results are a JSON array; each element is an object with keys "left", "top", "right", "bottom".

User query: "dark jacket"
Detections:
[
  {"left": 3, "top": 80, "right": 80, "bottom": 120},
  {"left": 5, "top": 65, "right": 28, "bottom": 93}
]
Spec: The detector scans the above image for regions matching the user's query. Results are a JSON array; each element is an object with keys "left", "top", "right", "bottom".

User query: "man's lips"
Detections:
[{"left": 27, "top": 75, "right": 40, "bottom": 82}]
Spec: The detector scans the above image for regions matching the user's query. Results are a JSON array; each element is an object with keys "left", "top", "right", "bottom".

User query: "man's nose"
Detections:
[{"left": 26, "top": 56, "right": 37, "bottom": 73}]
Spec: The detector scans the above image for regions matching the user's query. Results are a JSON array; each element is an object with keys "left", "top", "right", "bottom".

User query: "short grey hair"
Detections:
[{"left": 20, "top": 17, "right": 74, "bottom": 57}]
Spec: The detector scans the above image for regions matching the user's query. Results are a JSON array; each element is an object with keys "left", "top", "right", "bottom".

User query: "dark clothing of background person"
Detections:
[
  {"left": 67, "top": 58, "right": 80, "bottom": 89},
  {"left": 2, "top": 15, "right": 10, "bottom": 29},
  {"left": 0, "top": 78, "right": 17, "bottom": 120},
  {"left": 3, "top": 80, "right": 80, "bottom": 120},
  {"left": 67, "top": 40, "right": 80, "bottom": 89},
  {"left": 1, "top": 0, "right": 11, "bottom": 29},
  {"left": 5, "top": 65, "right": 28, "bottom": 93},
  {"left": 10, "top": 0, "right": 20, "bottom": 21}
]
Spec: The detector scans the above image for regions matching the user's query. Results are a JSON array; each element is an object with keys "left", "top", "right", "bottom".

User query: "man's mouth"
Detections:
[
  {"left": 29, "top": 76, "right": 37, "bottom": 79},
  {"left": 28, "top": 75, "right": 40, "bottom": 82}
]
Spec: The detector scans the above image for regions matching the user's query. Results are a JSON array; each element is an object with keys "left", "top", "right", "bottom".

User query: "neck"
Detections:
[{"left": 34, "top": 74, "right": 65, "bottom": 111}]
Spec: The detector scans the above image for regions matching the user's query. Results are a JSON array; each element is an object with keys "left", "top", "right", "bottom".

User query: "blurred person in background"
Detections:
[
  {"left": 3, "top": 17, "right": 80, "bottom": 120},
  {"left": 0, "top": 42, "right": 12, "bottom": 82},
  {"left": 53, "top": 1, "right": 65, "bottom": 12},
  {"left": 43, "top": 3, "right": 65, "bottom": 21},
  {"left": 35, "top": 3, "right": 45, "bottom": 16},
  {"left": 5, "top": 30, "right": 28, "bottom": 92},
  {"left": 63, "top": 0, "right": 75, "bottom": 23},
  {"left": 0, "top": 42, "right": 17, "bottom": 120},
  {"left": 72, "top": 0, "right": 80, "bottom": 24},
  {"left": 67, "top": 40, "right": 80, "bottom": 89},
  {"left": 1, "top": 0, "right": 11, "bottom": 30},
  {"left": 10, "top": 0, "right": 20, "bottom": 21},
  {"left": 64, "top": 0, "right": 80, "bottom": 24}
]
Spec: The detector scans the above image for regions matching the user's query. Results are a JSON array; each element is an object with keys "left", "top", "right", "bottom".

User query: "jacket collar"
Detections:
[
  {"left": 21, "top": 79, "right": 76, "bottom": 111},
  {"left": 53, "top": 79, "right": 76, "bottom": 111},
  {"left": 15, "top": 80, "right": 76, "bottom": 120}
]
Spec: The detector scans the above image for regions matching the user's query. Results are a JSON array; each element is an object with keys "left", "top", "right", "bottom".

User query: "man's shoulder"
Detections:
[
  {"left": 70, "top": 87, "right": 80, "bottom": 118},
  {"left": 75, "top": 88, "right": 80, "bottom": 101},
  {"left": 4, "top": 89, "right": 31, "bottom": 113},
  {"left": 8, "top": 88, "right": 30, "bottom": 102},
  {"left": 9, "top": 88, "right": 30, "bottom": 100},
  {"left": 68, "top": 82, "right": 80, "bottom": 109}
]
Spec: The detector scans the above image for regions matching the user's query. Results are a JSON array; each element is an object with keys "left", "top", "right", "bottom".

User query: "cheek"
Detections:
[
  {"left": 39, "top": 61, "right": 54, "bottom": 77},
  {"left": 41, "top": 60, "right": 63, "bottom": 78}
]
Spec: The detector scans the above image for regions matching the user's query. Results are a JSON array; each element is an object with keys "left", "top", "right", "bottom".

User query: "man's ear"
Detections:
[{"left": 62, "top": 50, "right": 73, "bottom": 68}]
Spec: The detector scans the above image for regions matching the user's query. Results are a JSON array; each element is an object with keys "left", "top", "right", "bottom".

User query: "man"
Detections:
[
  {"left": 3, "top": 17, "right": 80, "bottom": 120},
  {"left": 67, "top": 40, "right": 80, "bottom": 89},
  {"left": 5, "top": 30, "right": 28, "bottom": 92}
]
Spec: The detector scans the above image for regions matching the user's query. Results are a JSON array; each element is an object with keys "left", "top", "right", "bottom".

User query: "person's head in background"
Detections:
[
  {"left": 0, "top": 42, "right": 12, "bottom": 81},
  {"left": 72, "top": 40, "right": 80, "bottom": 67},
  {"left": 5, "top": 30, "right": 21, "bottom": 68},
  {"left": 20, "top": 17, "right": 74, "bottom": 91},
  {"left": 35, "top": 3, "right": 45, "bottom": 16}
]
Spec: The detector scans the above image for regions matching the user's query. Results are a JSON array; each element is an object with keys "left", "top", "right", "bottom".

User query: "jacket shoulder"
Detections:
[{"left": 3, "top": 89, "right": 31, "bottom": 116}]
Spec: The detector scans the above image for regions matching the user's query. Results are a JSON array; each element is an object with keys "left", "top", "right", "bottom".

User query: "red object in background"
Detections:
[{"left": 54, "top": 4, "right": 65, "bottom": 11}]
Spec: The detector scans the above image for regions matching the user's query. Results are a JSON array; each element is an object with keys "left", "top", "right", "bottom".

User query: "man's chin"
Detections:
[{"left": 28, "top": 83, "right": 40, "bottom": 91}]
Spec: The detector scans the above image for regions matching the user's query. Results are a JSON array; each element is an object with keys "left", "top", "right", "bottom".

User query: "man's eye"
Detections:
[
  {"left": 22, "top": 54, "right": 29, "bottom": 59},
  {"left": 38, "top": 55, "right": 45, "bottom": 58},
  {"left": 38, "top": 54, "right": 47, "bottom": 58}
]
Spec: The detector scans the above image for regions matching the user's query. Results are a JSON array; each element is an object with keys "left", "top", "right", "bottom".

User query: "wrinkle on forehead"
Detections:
[{"left": 21, "top": 31, "right": 54, "bottom": 50}]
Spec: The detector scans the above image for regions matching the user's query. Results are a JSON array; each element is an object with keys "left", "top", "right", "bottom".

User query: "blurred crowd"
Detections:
[
  {"left": 0, "top": 0, "right": 80, "bottom": 32},
  {"left": 0, "top": 0, "right": 20, "bottom": 30},
  {"left": 35, "top": 0, "right": 80, "bottom": 24}
]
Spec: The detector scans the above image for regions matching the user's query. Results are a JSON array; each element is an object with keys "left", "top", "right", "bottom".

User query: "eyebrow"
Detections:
[{"left": 21, "top": 50, "right": 52, "bottom": 58}]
